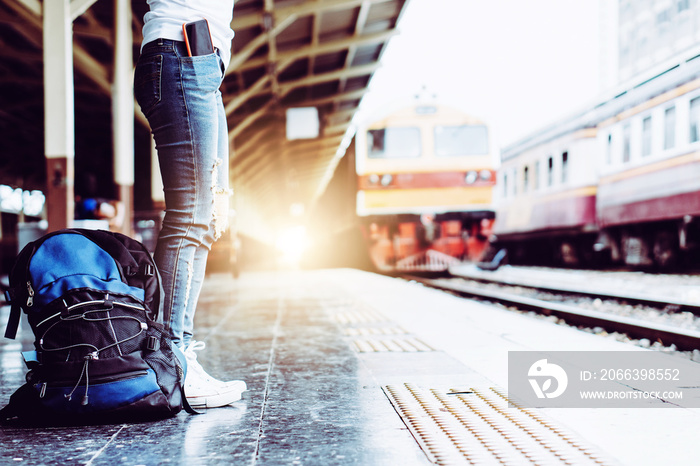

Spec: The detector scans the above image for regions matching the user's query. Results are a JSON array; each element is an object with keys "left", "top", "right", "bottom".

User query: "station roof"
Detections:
[{"left": 0, "top": 0, "right": 409, "bottom": 238}]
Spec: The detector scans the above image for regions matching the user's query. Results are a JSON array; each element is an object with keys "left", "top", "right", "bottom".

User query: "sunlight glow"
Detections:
[{"left": 275, "top": 226, "right": 309, "bottom": 265}]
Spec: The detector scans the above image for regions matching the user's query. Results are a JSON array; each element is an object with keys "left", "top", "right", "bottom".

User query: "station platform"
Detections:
[{"left": 1, "top": 269, "right": 699, "bottom": 465}]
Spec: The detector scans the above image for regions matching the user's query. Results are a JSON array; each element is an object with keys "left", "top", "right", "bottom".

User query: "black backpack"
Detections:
[{"left": 1, "top": 228, "right": 195, "bottom": 425}]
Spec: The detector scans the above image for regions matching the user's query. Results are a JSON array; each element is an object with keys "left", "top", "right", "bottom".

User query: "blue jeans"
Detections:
[{"left": 134, "top": 39, "right": 230, "bottom": 348}]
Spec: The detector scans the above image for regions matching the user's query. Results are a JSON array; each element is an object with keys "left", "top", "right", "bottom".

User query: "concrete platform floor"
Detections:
[{"left": 1, "top": 269, "right": 699, "bottom": 465}]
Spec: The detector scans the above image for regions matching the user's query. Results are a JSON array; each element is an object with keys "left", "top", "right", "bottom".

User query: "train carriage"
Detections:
[
  {"left": 595, "top": 61, "right": 700, "bottom": 268},
  {"left": 354, "top": 103, "right": 496, "bottom": 272},
  {"left": 491, "top": 54, "right": 700, "bottom": 269},
  {"left": 493, "top": 123, "right": 599, "bottom": 266}
]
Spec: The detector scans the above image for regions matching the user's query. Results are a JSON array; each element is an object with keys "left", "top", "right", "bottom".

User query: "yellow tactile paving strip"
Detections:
[
  {"left": 331, "top": 306, "right": 436, "bottom": 353},
  {"left": 384, "top": 384, "right": 615, "bottom": 465}
]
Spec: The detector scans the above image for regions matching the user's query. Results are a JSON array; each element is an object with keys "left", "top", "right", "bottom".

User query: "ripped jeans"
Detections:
[{"left": 134, "top": 39, "right": 230, "bottom": 348}]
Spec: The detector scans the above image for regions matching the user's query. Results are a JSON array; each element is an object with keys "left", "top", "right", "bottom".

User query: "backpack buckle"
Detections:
[
  {"left": 126, "top": 264, "right": 155, "bottom": 277},
  {"left": 146, "top": 335, "right": 160, "bottom": 352}
]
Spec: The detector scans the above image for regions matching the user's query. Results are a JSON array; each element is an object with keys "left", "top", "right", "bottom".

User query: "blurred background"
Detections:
[{"left": 1, "top": 0, "right": 699, "bottom": 275}]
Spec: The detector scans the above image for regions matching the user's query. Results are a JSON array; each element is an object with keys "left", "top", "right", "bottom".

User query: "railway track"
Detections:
[{"left": 406, "top": 273, "right": 700, "bottom": 352}]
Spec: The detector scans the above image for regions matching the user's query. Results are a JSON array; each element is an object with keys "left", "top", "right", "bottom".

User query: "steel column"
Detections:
[
  {"left": 43, "top": 0, "right": 75, "bottom": 231},
  {"left": 113, "top": 0, "right": 134, "bottom": 235}
]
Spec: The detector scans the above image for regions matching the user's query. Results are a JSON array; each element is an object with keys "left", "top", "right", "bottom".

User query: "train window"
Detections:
[
  {"left": 367, "top": 127, "right": 421, "bottom": 158},
  {"left": 606, "top": 134, "right": 613, "bottom": 164},
  {"left": 689, "top": 97, "right": 700, "bottom": 143},
  {"left": 623, "top": 123, "right": 631, "bottom": 163},
  {"left": 656, "top": 8, "right": 671, "bottom": 27},
  {"left": 642, "top": 116, "right": 652, "bottom": 156},
  {"left": 503, "top": 172, "right": 508, "bottom": 198},
  {"left": 561, "top": 152, "right": 569, "bottom": 183},
  {"left": 533, "top": 160, "right": 540, "bottom": 190},
  {"left": 664, "top": 106, "right": 676, "bottom": 149},
  {"left": 547, "top": 157, "right": 554, "bottom": 187},
  {"left": 523, "top": 166, "right": 529, "bottom": 192},
  {"left": 434, "top": 125, "right": 488, "bottom": 156}
]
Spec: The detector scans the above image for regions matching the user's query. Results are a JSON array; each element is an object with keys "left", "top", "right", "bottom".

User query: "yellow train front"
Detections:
[{"left": 355, "top": 103, "right": 496, "bottom": 272}]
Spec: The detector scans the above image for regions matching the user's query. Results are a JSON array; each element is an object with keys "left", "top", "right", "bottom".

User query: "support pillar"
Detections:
[
  {"left": 113, "top": 0, "right": 134, "bottom": 235},
  {"left": 43, "top": 0, "right": 74, "bottom": 231}
]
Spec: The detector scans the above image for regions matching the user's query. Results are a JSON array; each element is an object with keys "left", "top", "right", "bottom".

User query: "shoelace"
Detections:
[
  {"left": 184, "top": 340, "right": 215, "bottom": 381},
  {"left": 185, "top": 340, "right": 207, "bottom": 358}
]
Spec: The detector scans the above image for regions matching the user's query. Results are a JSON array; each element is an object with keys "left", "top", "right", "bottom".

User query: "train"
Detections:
[
  {"left": 352, "top": 102, "right": 497, "bottom": 272},
  {"left": 491, "top": 54, "right": 700, "bottom": 269}
]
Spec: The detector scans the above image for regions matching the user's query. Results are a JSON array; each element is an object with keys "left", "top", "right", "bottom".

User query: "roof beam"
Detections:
[
  {"left": 305, "top": 6, "right": 320, "bottom": 92},
  {"left": 7, "top": 0, "right": 148, "bottom": 129},
  {"left": 226, "top": 60, "right": 377, "bottom": 115},
  {"left": 230, "top": 83, "right": 365, "bottom": 145},
  {"left": 13, "top": 0, "right": 39, "bottom": 16},
  {"left": 233, "top": 126, "right": 280, "bottom": 161},
  {"left": 232, "top": 133, "right": 283, "bottom": 172},
  {"left": 264, "top": 0, "right": 281, "bottom": 99},
  {"left": 339, "top": 0, "right": 372, "bottom": 95},
  {"left": 224, "top": 55, "right": 296, "bottom": 115},
  {"left": 5, "top": 0, "right": 109, "bottom": 99},
  {"left": 232, "top": 0, "right": 375, "bottom": 32},
  {"left": 73, "top": 9, "right": 112, "bottom": 43},
  {"left": 235, "top": 29, "right": 397, "bottom": 73},
  {"left": 301, "top": 88, "right": 367, "bottom": 107},
  {"left": 278, "top": 62, "right": 379, "bottom": 94},
  {"left": 324, "top": 108, "right": 356, "bottom": 124},
  {"left": 71, "top": 0, "right": 99, "bottom": 21},
  {"left": 323, "top": 122, "right": 352, "bottom": 136},
  {"left": 229, "top": 100, "right": 275, "bottom": 141},
  {"left": 227, "top": 12, "right": 297, "bottom": 74},
  {"left": 235, "top": 135, "right": 343, "bottom": 179}
]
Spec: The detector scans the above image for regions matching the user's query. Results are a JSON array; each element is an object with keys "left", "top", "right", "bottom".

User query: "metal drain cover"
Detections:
[{"left": 384, "top": 384, "right": 614, "bottom": 465}]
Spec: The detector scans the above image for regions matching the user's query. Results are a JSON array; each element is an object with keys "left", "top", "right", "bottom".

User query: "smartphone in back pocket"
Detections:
[{"left": 183, "top": 19, "right": 214, "bottom": 57}]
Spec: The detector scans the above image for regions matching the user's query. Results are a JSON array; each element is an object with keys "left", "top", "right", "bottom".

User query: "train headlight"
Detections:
[
  {"left": 479, "top": 169, "right": 492, "bottom": 181},
  {"left": 368, "top": 174, "right": 380, "bottom": 185},
  {"left": 465, "top": 171, "right": 478, "bottom": 184},
  {"left": 380, "top": 174, "right": 393, "bottom": 186}
]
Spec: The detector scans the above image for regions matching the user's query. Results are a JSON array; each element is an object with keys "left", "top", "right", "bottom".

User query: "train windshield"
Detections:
[
  {"left": 435, "top": 125, "right": 489, "bottom": 156},
  {"left": 367, "top": 127, "right": 421, "bottom": 158}
]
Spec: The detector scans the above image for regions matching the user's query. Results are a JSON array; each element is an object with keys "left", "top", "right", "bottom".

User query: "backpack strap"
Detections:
[
  {"left": 124, "top": 263, "right": 156, "bottom": 277},
  {"left": 4, "top": 303, "right": 21, "bottom": 340},
  {"left": 4, "top": 287, "right": 23, "bottom": 340},
  {"left": 170, "top": 344, "right": 201, "bottom": 415},
  {"left": 0, "top": 383, "right": 38, "bottom": 424},
  {"left": 4, "top": 239, "right": 40, "bottom": 340},
  {"left": 181, "top": 388, "right": 202, "bottom": 415}
]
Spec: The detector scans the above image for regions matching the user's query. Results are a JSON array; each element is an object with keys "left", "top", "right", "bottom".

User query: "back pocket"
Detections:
[{"left": 134, "top": 54, "right": 163, "bottom": 115}]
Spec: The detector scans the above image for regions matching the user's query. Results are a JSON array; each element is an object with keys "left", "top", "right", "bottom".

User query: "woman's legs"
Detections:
[
  {"left": 135, "top": 39, "right": 243, "bottom": 408},
  {"left": 134, "top": 39, "right": 229, "bottom": 348}
]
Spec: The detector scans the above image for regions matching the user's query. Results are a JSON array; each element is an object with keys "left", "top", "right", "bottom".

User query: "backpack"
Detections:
[{"left": 1, "top": 228, "right": 195, "bottom": 425}]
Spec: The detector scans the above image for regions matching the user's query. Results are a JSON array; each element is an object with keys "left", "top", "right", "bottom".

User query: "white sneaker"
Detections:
[{"left": 184, "top": 340, "right": 247, "bottom": 408}]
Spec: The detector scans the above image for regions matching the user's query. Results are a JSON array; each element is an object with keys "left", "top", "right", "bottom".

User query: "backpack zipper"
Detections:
[
  {"left": 26, "top": 281, "right": 34, "bottom": 307},
  {"left": 18, "top": 230, "right": 134, "bottom": 310},
  {"left": 40, "top": 369, "right": 149, "bottom": 387},
  {"left": 65, "top": 299, "right": 145, "bottom": 312},
  {"left": 39, "top": 368, "right": 150, "bottom": 403}
]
